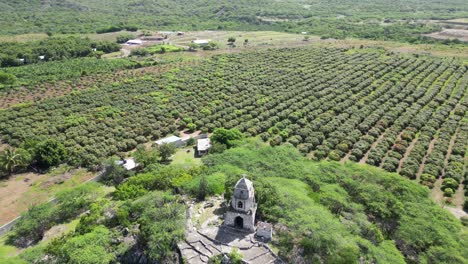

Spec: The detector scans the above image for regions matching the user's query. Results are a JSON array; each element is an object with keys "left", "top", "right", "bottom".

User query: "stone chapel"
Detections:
[{"left": 224, "top": 175, "right": 257, "bottom": 232}]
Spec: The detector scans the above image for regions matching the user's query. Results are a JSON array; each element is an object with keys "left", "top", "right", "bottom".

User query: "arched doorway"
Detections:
[{"left": 234, "top": 216, "right": 244, "bottom": 229}]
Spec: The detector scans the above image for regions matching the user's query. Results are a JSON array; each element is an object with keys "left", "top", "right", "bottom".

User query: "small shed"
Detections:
[
  {"left": 115, "top": 158, "right": 138, "bottom": 170},
  {"left": 126, "top": 39, "right": 143, "bottom": 45},
  {"left": 192, "top": 39, "right": 211, "bottom": 46},
  {"left": 197, "top": 138, "right": 211, "bottom": 156},
  {"left": 155, "top": 136, "right": 183, "bottom": 147}
]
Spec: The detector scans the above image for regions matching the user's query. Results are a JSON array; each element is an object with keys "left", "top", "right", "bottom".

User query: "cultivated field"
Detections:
[{"left": 0, "top": 47, "right": 466, "bottom": 194}]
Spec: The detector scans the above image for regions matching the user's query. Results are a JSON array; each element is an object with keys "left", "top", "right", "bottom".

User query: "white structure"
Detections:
[
  {"left": 155, "top": 135, "right": 183, "bottom": 146},
  {"left": 115, "top": 158, "right": 138, "bottom": 170},
  {"left": 192, "top": 39, "right": 211, "bottom": 46},
  {"left": 38, "top": 55, "right": 45, "bottom": 60},
  {"left": 224, "top": 176, "right": 257, "bottom": 232},
  {"left": 125, "top": 39, "right": 143, "bottom": 45},
  {"left": 197, "top": 138, "right": 211, "bottom": 156}
]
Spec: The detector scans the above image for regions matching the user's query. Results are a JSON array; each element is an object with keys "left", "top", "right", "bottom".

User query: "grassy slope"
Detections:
[{"left": 204, "top": 139, "right": 467, "bottom": 263}]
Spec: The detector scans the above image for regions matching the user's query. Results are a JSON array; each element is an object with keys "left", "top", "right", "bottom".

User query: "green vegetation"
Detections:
[
  {"left": 0, "top": 36, "right": 120, "bottom": 67},
  {"left": 0, "top": 57, "right": 138, "bottom": 88},
  {"left": 202, "top": 140, "right": 468, "bottom": 263},
  {"left": 0, "top": 1, "right": 467, "bottom": 43},
  {"left": 0, "top": 47, "right": 465, "bottom": 194},
  {"left": 0, "top": 148, "right": 31, "bottom": 177},
  {"left": 7, "top": 182, "right": 103, "bottom": 247},
  {"left": 209, "top": 248, "right": 243, "bottom": 264},
  {"left": 131, "top": 45, "right": 183, "bottom": 57},
  {"left": 4, "top": 139, "right": 465, "bottom": 263}
]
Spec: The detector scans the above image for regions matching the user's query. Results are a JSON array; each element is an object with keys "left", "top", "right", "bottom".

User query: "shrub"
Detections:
[
  {"left": 0, "top": 72, "right": 17, "bottom": 85},
  {"left": 35, "top": 139, "right": 68, "bottom": 169}
]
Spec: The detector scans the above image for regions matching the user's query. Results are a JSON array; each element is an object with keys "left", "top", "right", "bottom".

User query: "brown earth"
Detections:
[
  {"left": 0, "top": 169, "right": 96, "bottom": 226},
  {"left": 415, "top": 137, "right": 437, "bottom": 181},
  {"left": 425, "top": 29, "right": 468, "bottom": 42}
]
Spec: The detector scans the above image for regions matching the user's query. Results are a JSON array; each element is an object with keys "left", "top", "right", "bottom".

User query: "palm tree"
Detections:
[{"left": 0, "top": 148, "right": 24, "bottom": 176}]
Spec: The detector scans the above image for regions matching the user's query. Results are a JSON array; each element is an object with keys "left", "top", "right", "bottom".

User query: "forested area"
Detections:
[
  {"left": 4, "top": 140, "right": 467, "bottom": 263},
  {"left": 0, "top": 0, "right": 467, "bottom": 43},
  {"left": 0, "top": 36, "right": 120, "bottom": 67}
]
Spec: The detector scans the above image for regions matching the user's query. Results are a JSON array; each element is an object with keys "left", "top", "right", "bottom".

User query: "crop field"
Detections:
[{"left": 0, "top": 47, "right": 466, "bottom": 187}]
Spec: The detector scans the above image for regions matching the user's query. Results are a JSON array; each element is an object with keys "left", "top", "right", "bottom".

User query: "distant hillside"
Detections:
[{"left": 0, "top": 0, "right": 467, "bottom": 42}]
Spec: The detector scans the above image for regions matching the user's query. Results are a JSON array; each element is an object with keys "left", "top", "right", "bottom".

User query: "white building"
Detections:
[
  {"left": 192, "top": 39, "right": 211, "bottom": 46},
  {"left": 125, "top": 39, "right": 143, "bottom": 45},
  {"left": 197, "top": 138, "right": 211, "bottom": 156},
  {"left": 115, "top": 158, "right": 138, "bottom": 170},
  {"left": 155, "top": 135, "right": 183, "bottom": 146}
]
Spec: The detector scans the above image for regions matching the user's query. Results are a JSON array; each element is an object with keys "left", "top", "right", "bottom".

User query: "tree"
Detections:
[
  {"left": 187, "top": 123, "right": 197, "bottom": 132},
  {"left": 0, "top": 148, "right": 30, "bottom": 176},
  {"left": 35, "top": 140, "right": 67, "bottom": 168},
  {"left": 197, "top": 176, "right": 208, "bottom": 201},
  {"left": 203, "top": 42, "right": 218, "bottom": 50},
  {"left": 55, "top": 226, "right": 114, "bottom": 264},
  {"left": 157, "top": 143, "right": 176, "bottom": 162},
  {"left": 0, "top": 72, "right": 17, "bottom": 85},
  {"left": 228, "top": 37, "right": 236, "bottom": 44},
  {"left": 211, "top": 128, "right": 244, "bottom": 148},
  {"left": 134, "top": 145, "right": 160, "bottom": 169},
  {"left": 188, "top": 43, "right": 199, "bottom": 51}
]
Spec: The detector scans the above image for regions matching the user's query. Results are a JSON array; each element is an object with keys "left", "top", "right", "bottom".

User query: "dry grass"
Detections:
[{"left": 0, "top": 167, "right": 96, "bottom": 226}]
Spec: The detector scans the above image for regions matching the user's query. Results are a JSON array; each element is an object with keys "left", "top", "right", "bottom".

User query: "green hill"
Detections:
[
  {"left": 204, "top": 140, "right": 468, "bottom": 263},
  {"left": 1, "top": 0, "right": 467, "bottom": 42}
]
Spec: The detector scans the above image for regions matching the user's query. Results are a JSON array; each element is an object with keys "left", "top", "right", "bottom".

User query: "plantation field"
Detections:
[
  {"left": 0, "top": 57, "right": 139, "bottom": 88},
  {"left": 0, "top": 46, "right": 466, "bottom": 197}
]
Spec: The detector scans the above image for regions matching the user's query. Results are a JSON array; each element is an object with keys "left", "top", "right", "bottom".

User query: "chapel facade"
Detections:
[{"left": 224, "top": 175, "right": 257, "bottom": 232}]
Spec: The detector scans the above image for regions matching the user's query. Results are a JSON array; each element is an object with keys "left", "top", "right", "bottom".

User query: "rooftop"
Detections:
[
  {"left": 234, "top": 175, "right": 254, "bottom": 199},
  {"left": 115, "top": 158, "right": 138, "bottom": 170},
  {"left": 192, "top": 39, "right": 211, "bottom": 45},
  {"left": 155, "top": 135, "right": 181, "bottom": 145},
  {"left": 197, "top": 138, "right": 211, "bottom": 151}
]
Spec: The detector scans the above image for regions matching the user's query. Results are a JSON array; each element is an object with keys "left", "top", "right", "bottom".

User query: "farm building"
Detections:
[
  {"left": 125, "top": 39, "right": 143, "bottom": 45},
  {"left": 115, "top": 158, "right": 138, "bottom": 170},
  {"left": 197, "top": 138, "right": 211, "bottom": 156},
  {"left": 192, "top": 39, "right": 211, "bottom": 46},
  {"left": 155, "top": 135, "right": 183, "bottom": 147}
]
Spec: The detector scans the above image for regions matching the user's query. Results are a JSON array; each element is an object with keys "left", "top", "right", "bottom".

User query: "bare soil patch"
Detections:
[
  {"left": 397, "top": 137, "right": 418, "bottom": 173},
  {"left": 425, "top": 29, "right": 468, "bottom": 42},
  {"left": 0, "top": 168, "right": 95, "bottom": 226},
  {"left": 416, "top": 137, "right": 437, "bottom": 181}
]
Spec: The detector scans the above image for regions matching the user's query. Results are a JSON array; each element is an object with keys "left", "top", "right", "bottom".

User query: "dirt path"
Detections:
[
  {"left": 431, "top": 177, "right": 444, "bottom": 206},
  {"left": 441, "top": 129, "right": 458, "bottom": 178},
  {"left": 359, "top": 133, "right": 385, "bottom": 165},
  {"left": 397, "top": 137, "right": 418, "bottom": 173},
  {"left": 340, "top": 149, "right": 353, "bottom": 164},
  {"left": 416, "top": 137, "right": 437, "bottom": 181}
]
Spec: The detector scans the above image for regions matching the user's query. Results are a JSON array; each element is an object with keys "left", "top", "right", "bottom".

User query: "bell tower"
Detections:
[{"left": 224, "top": 175, "right": 257, "bottom": 231}]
